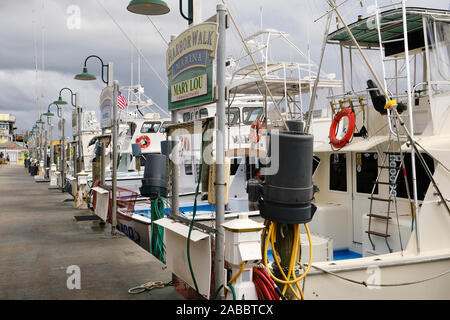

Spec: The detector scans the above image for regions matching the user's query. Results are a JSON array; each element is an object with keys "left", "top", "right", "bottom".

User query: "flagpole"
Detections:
[{"left": 112, "top": 80, "right": 119, "bottom": 234}]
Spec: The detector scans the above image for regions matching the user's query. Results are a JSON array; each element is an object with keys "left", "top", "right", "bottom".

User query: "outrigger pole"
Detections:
[
  {"left": 304, "top": 11, "right": 333, "bottom": 133},
  {"left": 221, "top": 0, "right": 289, "bottom": 131}
]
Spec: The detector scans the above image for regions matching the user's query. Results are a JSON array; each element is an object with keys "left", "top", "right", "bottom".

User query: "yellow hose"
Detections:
[
  {"left": 262, "top": 221, "right": 313, "bottom": 300},
  {"left": 228, "top": 262, "right": 246, "bottom": 285},
  {"left": 271, "top": 223, "right": 302, "bottom": 300}
]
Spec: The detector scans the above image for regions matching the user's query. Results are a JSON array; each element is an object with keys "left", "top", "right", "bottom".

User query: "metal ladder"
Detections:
[{"left": 366, "top": 138, "right": 403, "bottom": 253}]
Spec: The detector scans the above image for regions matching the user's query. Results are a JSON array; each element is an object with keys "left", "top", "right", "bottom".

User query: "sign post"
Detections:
[
  {"left": 215, "top": 3, "right": 227, "bottom": 299},
  {"left": 167, "top": 22, "right": 218, "bottom": 111},
  {"left": 98, "top": 74, "right": 119, "bottom": 235}
]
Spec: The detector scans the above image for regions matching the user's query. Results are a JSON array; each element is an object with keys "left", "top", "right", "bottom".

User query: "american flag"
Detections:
[{"left": 117, "top": 91, "right": 127, "bottom": 109}]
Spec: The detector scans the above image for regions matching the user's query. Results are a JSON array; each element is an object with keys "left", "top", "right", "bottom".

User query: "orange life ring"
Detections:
[
  {"left": 136, "top": 135, "right": 151, "bottom": 149},
  {"left": 329, "top": 108, "right": 355, "bottom": 149},
  {"left": 250, "top": 120, "right": 262, "bottom": 143}
]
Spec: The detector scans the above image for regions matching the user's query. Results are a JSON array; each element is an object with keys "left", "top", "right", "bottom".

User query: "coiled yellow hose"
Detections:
[{"left": 262, "top": 221, "right": 313, "bottom": 300}]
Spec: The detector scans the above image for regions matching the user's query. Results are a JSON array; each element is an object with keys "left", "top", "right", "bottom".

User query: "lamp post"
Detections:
[
  {"left": 36, "top": 116, "right": 46, "bottom": 177},
  {"left": 31, "top": 124, "right": 38, "bottom": 160},
  {"left": 43, "top": 103, "right": 57, "bottom": 166},
  {"left": 36, "top": 114, "right": 45, "bottom": 167},
  {"left": 53, "top": 87, "right": 83, "bottom": 175},
  {"left": 55, "top": 103, "right": 67, "bottom": 192},
  {"left": 75, "top": 54, "right": 117, "bottom": 234}
]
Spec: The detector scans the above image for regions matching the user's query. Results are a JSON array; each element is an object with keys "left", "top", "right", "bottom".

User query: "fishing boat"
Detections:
[
  {"left": 152, "top": 3, "right": 450, "bottom": 300},
  {"left": 296, "top": 3, "right": 450, "bottom": 299}
]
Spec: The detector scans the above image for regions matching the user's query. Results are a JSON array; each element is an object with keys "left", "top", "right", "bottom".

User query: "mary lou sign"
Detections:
[{"left": 167, "top": 22, "right": 218, "bottom": 110}]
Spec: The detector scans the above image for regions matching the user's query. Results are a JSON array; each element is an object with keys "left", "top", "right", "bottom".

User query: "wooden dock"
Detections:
[{"left": 0, "top": 165, "right": 182, "bottom": 300}]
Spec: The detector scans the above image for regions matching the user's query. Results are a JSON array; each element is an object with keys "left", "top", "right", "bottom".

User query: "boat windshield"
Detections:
[
  {"left": 242, "top": 107, "right": 263, "bottom": 125},
  {"left": 226, "top": 107, "right": 240, "bottom": 125},
  {"left": 426, "top": 18, "right": 450, "bottom": 93},
  {"left": 159, "top": 121, "right": 171, "bottom": 133},
  {"left": 141, "top": 121, "right": 161, "bottom": 133}
]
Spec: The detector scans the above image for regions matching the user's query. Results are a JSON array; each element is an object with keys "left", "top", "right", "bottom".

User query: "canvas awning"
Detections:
[{"left": 327, "top": 7, "right": 450, "bottom": 47}]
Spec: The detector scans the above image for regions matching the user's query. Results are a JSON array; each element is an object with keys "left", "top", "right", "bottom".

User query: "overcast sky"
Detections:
[{"left": 0, "top": 0, "right": 448, "bottom": 134}]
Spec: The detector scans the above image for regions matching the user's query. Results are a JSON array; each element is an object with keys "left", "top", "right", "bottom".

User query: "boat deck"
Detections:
[{"left": 0, "top": 164, "right": 182, "bottom": 300}]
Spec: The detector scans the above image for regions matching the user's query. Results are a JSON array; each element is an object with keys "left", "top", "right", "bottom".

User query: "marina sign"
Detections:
[
  {"left": 171, "top": 74, "right": 207, "bottom": 103},
  {"left": 167, "top": 22, "right": 218, "bottom": 111},
  {"left": 99, "top": 86, "right": 113, "bottom": 129}
]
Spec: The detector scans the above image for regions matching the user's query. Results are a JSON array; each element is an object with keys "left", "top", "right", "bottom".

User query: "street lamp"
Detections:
[
  {"left": 75, "top": 54, "right": 118, "bottom": 234},
  {"left": 37, "top": 117, "right": 45, "bottom": 168},
  {"left": 74, "top": 55, "right": 110, "bottom": 84},
  {"left": 44, "top": 103, "right": 56, "bottom": 167},
  {"left": 51, "top": 96, "right": 67, "bottom": 191},
  {"left": 54, "top": 87, "right": 83, "bottom": 175},
  {"left": 126, "top": 0, "right": 170, "bottom": 15},
  {"left": 126, "top": 0, "right": 200, "bottom": 25}
]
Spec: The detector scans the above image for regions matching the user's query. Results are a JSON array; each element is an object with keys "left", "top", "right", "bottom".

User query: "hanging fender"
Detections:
[
  {"left": 329, "top": 108, "right": 355, "bottom": 149},
  {"left": 136, "top": 135, "right": 151, "bottom": 149}
]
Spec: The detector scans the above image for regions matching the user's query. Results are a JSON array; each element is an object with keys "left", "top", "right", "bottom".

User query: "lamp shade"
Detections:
[
  {"left": 127, "top": 0, "right": 170, "bottom": 15},
  {"left": 43, "top": 111, "right": 55, "bottom": 117},
  {"left": 74, "top": 67, "right": 97, "bottom": 81},
  {"left": 36, "top": 119, "right": 44, "bottom": 125},
  {"left": 53, "top": 96, "right": 68, "bottom": 105}
]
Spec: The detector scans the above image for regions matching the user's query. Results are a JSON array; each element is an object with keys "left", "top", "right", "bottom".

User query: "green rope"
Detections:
[
  {"left": 213, "top": 284, "right": 236, "bottom": 300},
  {"left": 186, "top": 120, "right": 210, "bottom": 299},
  {"left": 150, "top": 196, "right": 166, "bottom": 263}
]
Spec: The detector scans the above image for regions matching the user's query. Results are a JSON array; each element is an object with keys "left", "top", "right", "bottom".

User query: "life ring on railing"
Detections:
[
  {"left": 180, "top": 136, "right": 190, "bottom": 151},
  {"left": 329, "top": 107, "right": 355, "bottom": 149},
  {"left": 250, "top": 120, "right": 263, "bottom": 143},
  {"left": 136, "top": 135, "right": 151, "bottom": 149}
]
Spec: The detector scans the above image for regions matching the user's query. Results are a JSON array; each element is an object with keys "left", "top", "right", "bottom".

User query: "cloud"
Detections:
[{"left": 1, "top": 0, "right": 448, "bottom": 134}]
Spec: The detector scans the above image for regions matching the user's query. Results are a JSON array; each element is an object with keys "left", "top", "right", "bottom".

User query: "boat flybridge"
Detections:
[{"left": 296, "top": 4, "right": 450, "bottom": 299}]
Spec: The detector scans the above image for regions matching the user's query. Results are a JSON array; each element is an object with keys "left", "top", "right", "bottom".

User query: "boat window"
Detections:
[
  {"left": 329, "top": 153, "right": 347, "bottom": 192},
  {"left": 313, "top": 155, "right": 320, "bottom": 175},
  {"left": 394, "top": 153, "right": 434, "bottom": 201},
  {"left": 242, "top": 107, "right": 263, "bottom": 125},
  {"left": 159, "top": 121, "right": 171, "bottom": 133},
  {"left": 226, "top": 107, "right": 240, "bottom": 125},
  {"left": 184, "top": 163, "right": 193, "bottom": 175},
  {"left": 141, "top": 121, "right": 161, "bottom": 133},
  {"left": 183, "top": 112, "right": 191, "bottom": 122},
  {"left": 200, "top": 108, "right": 208, "bottom": 118},
  {"left": 426, "top": 19, "right": 450, "bottom": 88},
  {"left": 356, "top": 152, "right": 378, "bottom": 194}
]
